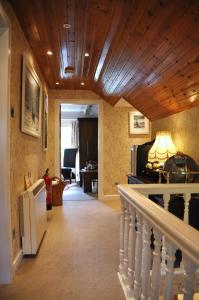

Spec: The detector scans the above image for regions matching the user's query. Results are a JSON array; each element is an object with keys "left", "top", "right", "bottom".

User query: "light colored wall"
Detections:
[
  {"left": 152, "top": 106, "right": 199, "bottom": 164},
  {"left": 49, "top": 90, "right": 151, "bottom": 196},
  {"left": 103, "top": 101, "right": 151, "bottom": 194},
  {"left": 2, "top": 1, "right": 53, "bottom": 259}
]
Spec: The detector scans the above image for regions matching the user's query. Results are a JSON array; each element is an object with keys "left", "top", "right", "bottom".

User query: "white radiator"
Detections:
[{"left": 19, "top": 179, "right": 47, "bottom": 255}]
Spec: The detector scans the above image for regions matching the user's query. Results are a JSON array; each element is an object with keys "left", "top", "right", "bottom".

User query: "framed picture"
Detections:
[
  {"left": 43, "top": 91, "right": 48, "bottom": 150},
  {"left": 21, "top": 56, "right": 42, "bottom": 137},
  {"left": 129, "top": 111, "right": 150, "bottom": 135}
]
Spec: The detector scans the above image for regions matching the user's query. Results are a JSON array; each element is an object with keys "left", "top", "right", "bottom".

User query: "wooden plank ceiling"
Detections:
[{"left": 8, "top": 0, "right": 199, "bottom": 120}]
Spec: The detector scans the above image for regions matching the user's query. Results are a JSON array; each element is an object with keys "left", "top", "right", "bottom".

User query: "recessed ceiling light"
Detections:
[
  {"left": 81, "top": 82, "right": 85, "bottom": 86},
  {"left": 46, "top": 50, "right": 53, "bottom": 55},
  {"left": 63, "top": 23, "right": 71, "bottom": 29},
  {"left": 189, "top": 94, "right": 197, "bottom": 102},
  {"left": 84, "top": 53, "right": 89, "bottom": 57},
  {"left": 55, "top": 82, "right": 60, "bottom": 85}
]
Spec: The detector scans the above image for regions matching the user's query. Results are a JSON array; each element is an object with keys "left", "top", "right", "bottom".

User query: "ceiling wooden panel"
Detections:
[{"left": 8, "top": 0, "right": 199, "bottom": 120}]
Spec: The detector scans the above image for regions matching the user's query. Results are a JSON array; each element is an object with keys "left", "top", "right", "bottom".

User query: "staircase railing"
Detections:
[{"left": 118, "top": 183, "right": 199, "bottom": 300}]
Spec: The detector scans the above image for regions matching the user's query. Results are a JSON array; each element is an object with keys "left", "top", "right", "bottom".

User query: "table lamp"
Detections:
[{"left": 148, "top": 131, "right": 177, "bottom": 166}]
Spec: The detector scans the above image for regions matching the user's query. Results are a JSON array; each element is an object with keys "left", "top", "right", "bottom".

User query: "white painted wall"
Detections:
[{"left": 0, "top": 6, "right": 12, "bottom": 283}]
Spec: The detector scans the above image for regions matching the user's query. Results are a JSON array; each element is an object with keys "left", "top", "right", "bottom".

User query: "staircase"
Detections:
[{"left": 118, "top": 183, "right": 199, "bottom": 299}]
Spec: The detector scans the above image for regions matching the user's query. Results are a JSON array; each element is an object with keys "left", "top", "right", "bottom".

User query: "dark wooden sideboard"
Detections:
[{"left": 127, "top": 174, "right": 158, "bottom": 184}]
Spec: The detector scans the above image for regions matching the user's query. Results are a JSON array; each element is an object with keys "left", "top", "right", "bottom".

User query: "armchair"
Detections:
[{"left": 61, "top": 148, "right": 77, "bottom": 183}]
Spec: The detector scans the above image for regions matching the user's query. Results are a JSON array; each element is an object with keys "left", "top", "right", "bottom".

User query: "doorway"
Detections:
[
  {"left": 0, "top": 5, "right": 12, "bottom": 283},
  {"left": 60, "top": 104, "right": 98, "bottom": 201}
]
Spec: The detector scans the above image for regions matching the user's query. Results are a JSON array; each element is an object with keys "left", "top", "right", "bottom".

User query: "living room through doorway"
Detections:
[{"left": 60, "top": 104, "right": 99, "bottom": 201}]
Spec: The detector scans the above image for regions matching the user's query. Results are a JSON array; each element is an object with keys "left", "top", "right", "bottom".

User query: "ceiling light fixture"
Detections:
[
  {"left": 63, "top": 23, "right": 71, "bottom": 29},
  {"left": 84, "top": 53, "right": 89, "bottom": 57},
  {"left": 55, "top": 82, "right": 60, "bottom": 85},
  {"left": 81, "top": 82, "right": 85, "bottom": 86},
  {"left": 189, "top": 94, "right": 197, "bottom": 103},
  {"left": 46, "top": 50, "right": 53, "bottom": 55},
  {"left": 64, "top": 66, "right": 75, "bottom": 74}
]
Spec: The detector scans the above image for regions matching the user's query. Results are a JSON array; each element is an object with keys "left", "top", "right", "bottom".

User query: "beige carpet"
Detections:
[
  {"left": 0, "top": 199, "right": 125, "bottom": 300},
  {"left": 63, "top": 183, "right": 97, "bottom": 201}
]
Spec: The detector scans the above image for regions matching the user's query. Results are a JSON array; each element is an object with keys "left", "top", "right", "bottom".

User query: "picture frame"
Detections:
[
  {"left": 21, "top": 56, "right": 42, "bottom": 137},
  {"left": 129, "top": 111, "right": 150, "bottom": 135},
  {"left": 43, "top": 91, "right": 48, "bottom": 150}
]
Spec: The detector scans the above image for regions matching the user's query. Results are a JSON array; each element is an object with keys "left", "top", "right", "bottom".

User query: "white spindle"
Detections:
[
  {"left": 118, "top": 184, "right": 199, "bottom": 300},
  {"left": 126, "top": 206, "right": 136, "bottom": 297},
  {"left": 183, "top": 257, "right": 197, "bottom": 300},
  {"left": 162, "top": 193, "right": 171, "bottom": 272},
  {"left": 163, "top": 241, "right": 176, "bottom": 300},
  {"left": 163, "top": 192, "right": 170, "bottom": 211},
  {"left": 183, "top": 193, "right": 191, "bottom": 224},
  {"left": 151, "top": 229, "right": 162, "bottom": 300},
  {"left": 133, "top": 212, "right": 143, "bottom": 299},
  {"left": 119, "top": 197, "right": 125, "bottom": 275},
  {"left": 140, "top": 220, "right": 151, "bottom": 300},
  {"left": 123, "top": 201, "right": 130, "bottom": 283}
]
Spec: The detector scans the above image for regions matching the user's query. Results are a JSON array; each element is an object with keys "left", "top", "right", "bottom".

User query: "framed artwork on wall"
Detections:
[
  {"left": 21, "top": 56, "right": 42, "bottom": 137},
  {"left": 129, "top": 111, "right": 150, "bottom": 135},
  {"left": 43, "top": 91, "right": 48, "bottom": 150}
]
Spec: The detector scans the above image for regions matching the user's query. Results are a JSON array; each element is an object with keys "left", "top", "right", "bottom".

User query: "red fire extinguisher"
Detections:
[{"left": 43, "top": 168, "right": 52, "bottom": 210}]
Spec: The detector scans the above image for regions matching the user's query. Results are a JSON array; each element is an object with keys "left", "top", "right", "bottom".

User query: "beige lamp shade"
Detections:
[{"left": 148, "top": 131, "right": 177, "bottom": 164}]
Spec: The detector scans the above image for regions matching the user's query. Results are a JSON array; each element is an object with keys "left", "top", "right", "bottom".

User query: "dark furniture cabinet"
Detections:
[
  {"left": 80, "top": 169, "right": 98, "bottom": 193},
  {"left": 78, "top": 118, "right": 98, "bottom": 170}
]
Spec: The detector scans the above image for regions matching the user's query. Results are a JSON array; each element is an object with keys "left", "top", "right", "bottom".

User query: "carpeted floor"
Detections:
[
  {"left": 63, "top": 183, "right": 97, "bottom": 201},
  {"left": 0, "top": 199, "right": 125, "bottom": 300}
]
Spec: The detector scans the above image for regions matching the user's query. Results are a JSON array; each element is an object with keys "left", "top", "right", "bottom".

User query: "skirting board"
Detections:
[
  {"left": 12, "top": 249, "right": 23, "bottom": 275},
  {"left": 102, "top": 194, "right": 120, "bottom": 202}
]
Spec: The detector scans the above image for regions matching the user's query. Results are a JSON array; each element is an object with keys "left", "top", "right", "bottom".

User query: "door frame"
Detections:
[
  {"left": 0, "top": 3, "right": 13, "bottom": 283},
  {"left": 54, "top": 99, "right": 103, "bottom": 200}
]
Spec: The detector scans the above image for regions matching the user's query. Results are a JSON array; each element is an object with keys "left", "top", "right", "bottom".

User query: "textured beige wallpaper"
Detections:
[
  {"left": 2, "top": 1, "right": 53, "bottom": 259},
  {"left": 152, "top": 106, "right": 199, "bottom": 164},
  {"left": 103, "top": 102, "right": 151, "bottom": 194}
]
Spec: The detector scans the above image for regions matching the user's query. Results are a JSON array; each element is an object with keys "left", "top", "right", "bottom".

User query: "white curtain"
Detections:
[
  {"left": 71, "top": 120, "right": 80, "bottom": 181},
  {"left": 71, "top": 120, "right": 79, "bottom": 148}
]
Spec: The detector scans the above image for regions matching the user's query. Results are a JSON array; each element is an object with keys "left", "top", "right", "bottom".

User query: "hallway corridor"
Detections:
[{"left": 0, "top": 199, "right": 125, "bottom": 300}]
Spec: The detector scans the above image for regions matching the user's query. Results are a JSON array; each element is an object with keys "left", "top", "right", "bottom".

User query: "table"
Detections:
[
  {"left": 52, "top": 180, "right": 66, "bottom": 206},
  {"left": 80, "top": 169, "right": 98, "bottom": 193}
]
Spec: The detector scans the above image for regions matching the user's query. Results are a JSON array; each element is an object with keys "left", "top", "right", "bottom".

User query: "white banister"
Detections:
[
  {"left": 133, "top": 212, "right": 143, "bottom": 299},
  {"left": 164, "top": 241, "right": 176, "bottom": 300},
  {"left": 123, "top": 201, "right": 130, "bottom": 284},
  {"left": 151, "top": 228, "right": 162, "bottom": 300},
  {"left": 119, "top": 198, "right": 125, "bottom": 275},
  {"left": 140, "top": 220, "right": 151, "bottom": 300},
  {"left": 126, "top": 206, "right": 136, "bottom": 297},
  {"left": 118, "top": 183, "right": 199, "bottom": 299},
  {"left": 183, "top": 257, "right": 197, "bottom": 300},
  {"left": 183, "top": 192, "right": 191, "bottom": 224}
]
